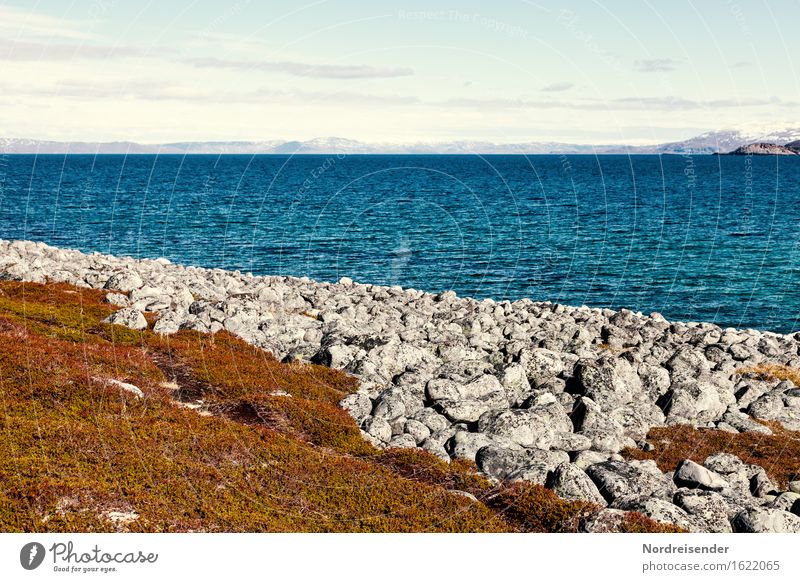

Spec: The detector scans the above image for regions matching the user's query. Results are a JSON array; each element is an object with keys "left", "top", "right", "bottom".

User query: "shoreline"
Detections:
[{"left": 3, "top": 238, "right": 800, "bottom": 532}]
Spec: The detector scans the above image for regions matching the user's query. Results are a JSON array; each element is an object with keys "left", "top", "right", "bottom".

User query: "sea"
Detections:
[{"left": 1, "top": 153, "right": 798, "bottom": 333}]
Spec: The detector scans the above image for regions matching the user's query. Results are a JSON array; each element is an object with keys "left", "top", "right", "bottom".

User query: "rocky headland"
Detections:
[
  {"left": 3, "top": 239, "right": 800, "bottom": 532},
  {"left": 723, "top": 142, "right": 800, "bottom": 155}
]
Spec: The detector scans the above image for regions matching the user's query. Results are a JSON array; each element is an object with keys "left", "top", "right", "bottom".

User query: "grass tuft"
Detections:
[
  {"left": 623, "top": 423, "right": 800, "bottom": 489},
  {"left": 737, "top": 363, "right": 800, "bottom": 386}
]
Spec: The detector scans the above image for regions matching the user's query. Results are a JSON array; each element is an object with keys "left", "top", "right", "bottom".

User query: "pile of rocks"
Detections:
[{"left": 3, "top": 239, "right": 800, "bottom": 532}]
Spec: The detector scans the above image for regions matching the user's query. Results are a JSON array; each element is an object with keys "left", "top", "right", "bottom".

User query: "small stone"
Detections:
[
  {"left": 404, "top": 419, "right": 431, "bottom": 444},
  {"left": 94, "top": 377, "right": 144, "bottom": 399}
]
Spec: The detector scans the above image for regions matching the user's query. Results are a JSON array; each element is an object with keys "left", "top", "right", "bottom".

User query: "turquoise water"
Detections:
[{"left": 1, "top": 154, "right": 799, "bottom": 332}]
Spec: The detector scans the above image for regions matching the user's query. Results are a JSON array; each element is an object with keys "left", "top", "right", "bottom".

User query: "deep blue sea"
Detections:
[{"left": 1, "top": 154, "right": 799, "bottom": 333}]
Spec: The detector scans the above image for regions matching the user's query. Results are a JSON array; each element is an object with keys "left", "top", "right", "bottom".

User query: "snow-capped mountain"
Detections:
[
  {"left": 644, "top": 128, "right": 800, "bottom": 155},
  {"left": 3, "top": 128, "right": 800, "bottom": 155},
  {"left": 0, "top": 138, "right": 173, "bottom": 154}
]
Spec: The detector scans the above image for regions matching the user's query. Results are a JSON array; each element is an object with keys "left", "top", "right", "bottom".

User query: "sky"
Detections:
[{"left": 1, "top": 0, "right": 798, "bottom": 144}]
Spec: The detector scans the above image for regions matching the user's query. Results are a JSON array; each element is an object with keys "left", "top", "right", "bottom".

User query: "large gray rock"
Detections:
[
  {"left": 659, "top": 378, "right": 729, "bottom": 424},
  {"left": 475, "top": 446, "right": 532, "bottom": 481},
  {"left": 403, "top": 419, "right": 431, "bottom": 444},
  {"left": 572, "top": 396, "right": 636, "bottom": 452},
  {"left": 731, "top": 507, "right": 800, "bottom": 533},
  {"left": 673, "top": 489, "right": 733, "bottom": 532},
  {"left": 507, "top": 449, "right": 571, "bottom": 485},
  {"left": 104, "top": 307, "right": 147, "bottom": 330},
  {"left": 665, "top": 346, "right": 711, "bottom": 381},
  {"left": 547, "top": 462, "right": 607, "bottom": 505},
  {"left": 770, "top": 492, "right": 800, "bottom": 514},
  {"left": 153, "top": 310, "right": 186, "bottom": 334},
  {"left": 571, "top": 450, "right": 612, "bottom": 470},
  {"left": 586, "top": 459, "right": 676, "bottom": 503},
  {"left": 103, "top": 270, "right": 143, "bottom": 292},
  {"left": 315, "top": 343, "right": 356, "bottom": 369},
  {"left": 612, "top": 495, "right": 701, "bottom": 532},
  {"left": 674, "top": 459, "right": 729, "bottom": 491},
  {"left": 411, "top": 408, "right": 451, "bottom": 433},
  {"left": 475, "top": 445, "right": 567, "bottom": 483},
  {"left": 720, "top": 410, "right": 773, "bottom": 434},
  {"left": 361, "top": 416, "right": 392, "bottom": 443},
  {"left": 574, "top": 357, "right": 642, "bottom": 408},
  {"left": 550, "top": 432, "right": 592, "bottom": 452},
  {"left": 339, "top": 392, "right": 372, "bottom": 421},
  {"left": 747, "top": 390, "right": 786, "bottom": 422},
  {"left": 703, "top": 452, "right": 746, "bottom": 475},
  {"left": 638, "top": 363, "right": 671, "bottom": 400},
  {"left": 445, "top": 431, "right": 496, "bottom": 462},
  {"left": 519, "top": 348, "right": 564, "bottom": 386},
  {"left": 426, "top": 375, "right": 506, "bottom": 402},
  {"left": 750, "top": 469, "right": 779, "bottom": 498},
  {"left": 497, "top": 363, "right": 532, "bottom": 406},
  {"left": 747, "top": 387, "right": 800, "bottom": 431},
  {"left": 477, "top": 397, "right": 572, "bottom": 449},
  {"left": 426, "top": 375, "right": 508, "bottom": 422},
  {"left": 387, "top": 434, "right": 417, "bottom": 449}
]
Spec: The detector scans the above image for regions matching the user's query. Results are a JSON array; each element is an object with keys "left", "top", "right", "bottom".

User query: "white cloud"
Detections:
[
  {"left": 0, "top": 5, "right": 94, "bottom": 40},
  {"left": 441, "top": 95, "right": 799, "bottom": 112},
  {"left": 0, "top": 39, "right": 146, "bottom": 61},
  {"left": 634, "top": 58, "right": 679, "bottom": 73},
  {"left": 541, "top": 82, "right": 574, "bottom": 92},
  {"left": 184, "top": 56, "right": 413, "bottom": 79}
]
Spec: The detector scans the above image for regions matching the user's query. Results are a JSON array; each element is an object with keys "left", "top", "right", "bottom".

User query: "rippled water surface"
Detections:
[{"left": 1, "top": 154, "right": 799, "bottom": 332}]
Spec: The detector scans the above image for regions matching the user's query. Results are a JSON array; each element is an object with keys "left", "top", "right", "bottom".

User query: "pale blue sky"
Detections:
[{"left": 1, "top": 0, "right": 798, "bottom": 143}]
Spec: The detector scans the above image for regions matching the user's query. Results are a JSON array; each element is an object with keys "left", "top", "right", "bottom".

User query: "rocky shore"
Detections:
[{"left": 3, "top": 239, "right": 800, "bottom": 533}]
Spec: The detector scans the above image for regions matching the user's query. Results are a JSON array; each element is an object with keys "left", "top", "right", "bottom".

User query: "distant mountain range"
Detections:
[{"left": 3, "top": 129, "right": 800, "bottom": 155}]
